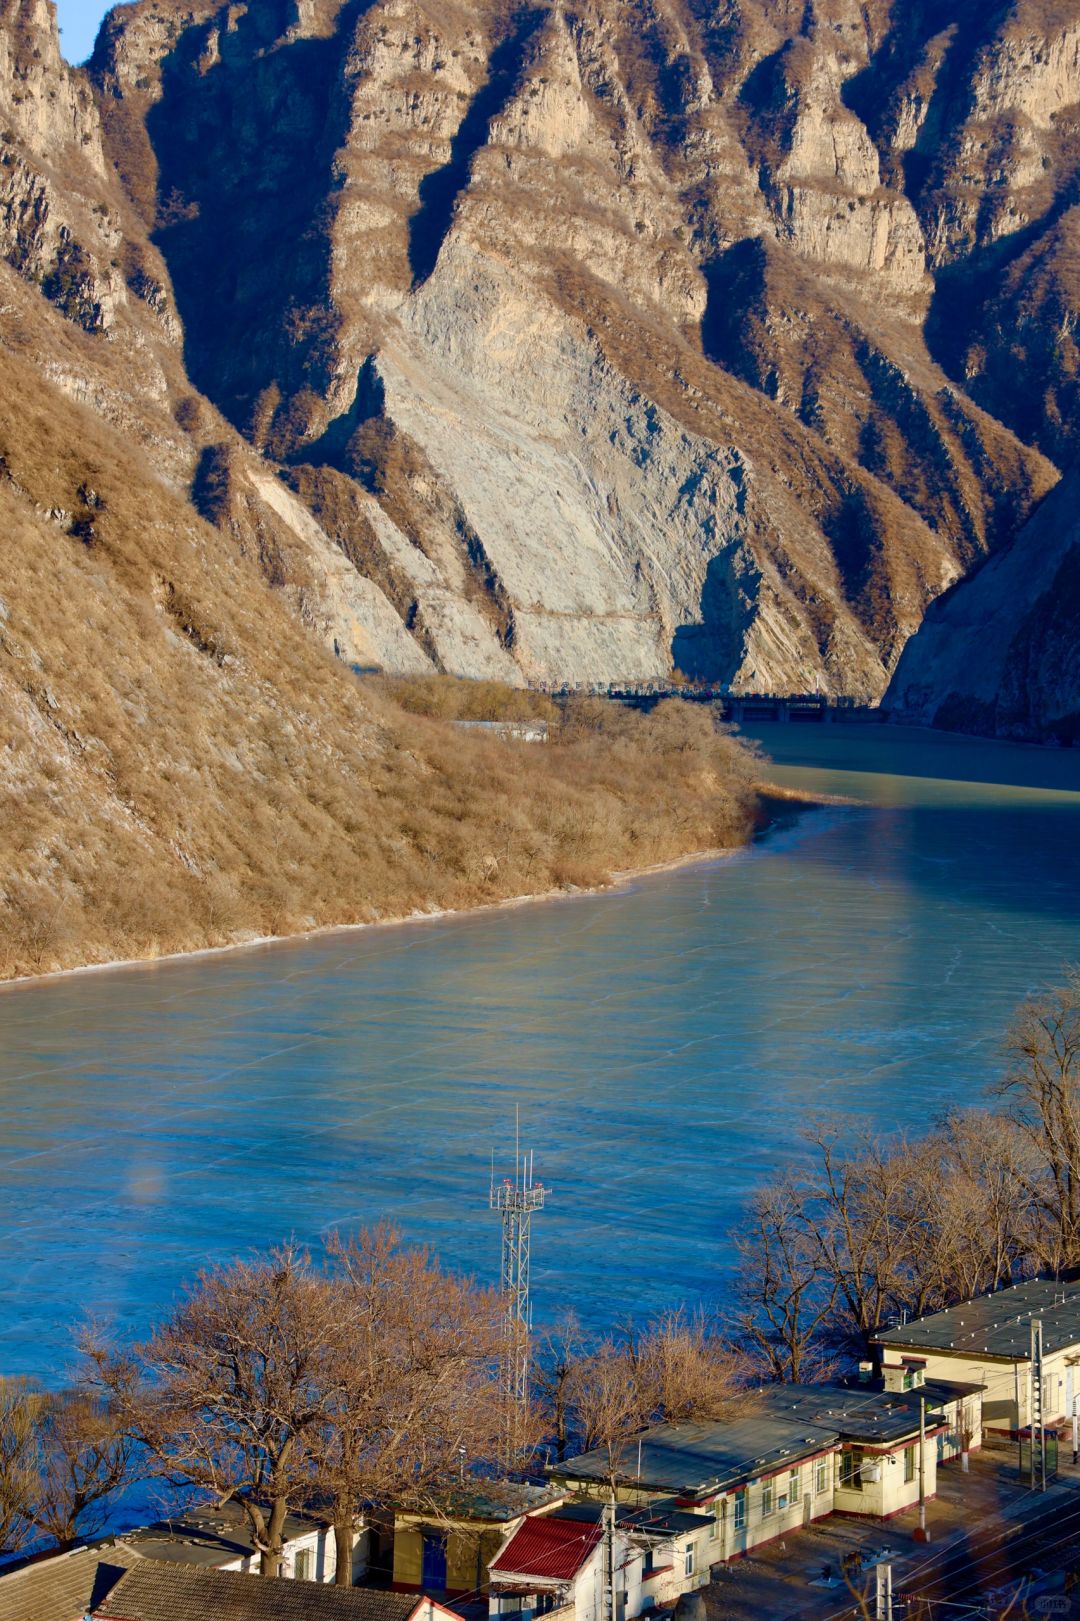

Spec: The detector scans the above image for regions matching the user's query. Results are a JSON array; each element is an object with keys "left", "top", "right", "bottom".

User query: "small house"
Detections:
[
  {"left": 392, "top": 1483, "right": 565, "bottom": 1598},
  {"left": 121, "top": 1500, "right": 364, "bottom": 1584},
  {"left": 760, "top": 1384, "right": 953, "bottom": 1521},
  {"left": 488, "top": 1509, "right": 605, "bottom": 1621},
  {"left": 488, "top": 1498, "right": 711, "bottom": 1621},
  {"left": 872, "top": 1277, "right": 1080, "bottom": 1435},
  {"left": 551, "top": 1379, "right": 974, "bottom": 1562},
  {"left": 550, "top": 1407, "right": 841, "bottom": 1561}
]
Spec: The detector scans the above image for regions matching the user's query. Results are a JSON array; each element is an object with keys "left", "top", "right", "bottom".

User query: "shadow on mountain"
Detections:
[
  {"left": 147, "top": 0, "right": 374, "bottom": 440},
  {"left": 671, "top": 550, "right": 753, "bottom": 683},
  {"left": 407, "top": 7, "right": 547, "bottom": 286},
  {"left": 700, "top": 239, "right": 769, "bottom": 380}
]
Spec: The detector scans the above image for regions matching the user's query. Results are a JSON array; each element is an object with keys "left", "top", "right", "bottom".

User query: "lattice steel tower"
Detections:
[{"left": 490, "top": 1113, "right": 548, "bottom": 1416}]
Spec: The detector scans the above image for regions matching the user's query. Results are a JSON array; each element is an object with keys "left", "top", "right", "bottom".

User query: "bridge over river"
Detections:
[{"left": 540, "top": 683, "right": 882, "bottom": 723}]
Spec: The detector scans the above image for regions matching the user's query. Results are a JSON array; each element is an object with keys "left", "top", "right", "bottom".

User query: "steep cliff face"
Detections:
[
  {"left": 847, "top": 0, "right": 1080, "bottom": 465},
  {"left": 1, "top": 0, "right": 1076, "bottom": 707},
  {"left": 59, "top": 0, "right": 1063, "bottom": 698},
  {"left": 886, "top": 464, "right": 1080, "bottom": 742}
]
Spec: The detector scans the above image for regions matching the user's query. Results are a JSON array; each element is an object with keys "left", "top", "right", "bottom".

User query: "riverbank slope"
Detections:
[{"left": 0, "top": 362, "right": 761, "bottom": 983}]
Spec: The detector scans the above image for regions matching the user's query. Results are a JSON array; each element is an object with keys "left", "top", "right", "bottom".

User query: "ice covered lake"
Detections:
[{"left": 3, "top": 723, "right": 1080, "bottom": 1380}]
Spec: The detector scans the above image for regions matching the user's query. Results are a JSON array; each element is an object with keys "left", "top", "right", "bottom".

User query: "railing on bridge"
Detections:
[{"left": 532, "top": 681, "right": 878, "bottom": 722}]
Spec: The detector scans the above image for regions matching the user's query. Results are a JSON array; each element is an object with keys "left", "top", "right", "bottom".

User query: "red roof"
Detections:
[{"left": 490, "top": 1515, "right": 604, "bottom": 1584}]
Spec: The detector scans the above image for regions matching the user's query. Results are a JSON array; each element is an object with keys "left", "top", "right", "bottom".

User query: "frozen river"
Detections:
[{"left": 2, "top": 724, "right": 1080, "bottom": 1381}]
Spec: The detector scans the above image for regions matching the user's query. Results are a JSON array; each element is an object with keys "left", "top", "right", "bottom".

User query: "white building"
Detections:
[
  {"left": 487, "top": 1500, "right": 707, "bottom": 1621},
  {"left": 873, "top": 1277, "right": 1080, "bottom": 1436},
  {"left": 550, "top": 1378, "right": 985, "bottom": 1565},
  {"left": 120, "top": 1500, "right": 367, "bottom": 1583}
]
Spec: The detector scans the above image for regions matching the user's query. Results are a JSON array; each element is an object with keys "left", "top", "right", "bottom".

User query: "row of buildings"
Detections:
[{"left": 4, "top": 1276, "right": 1080, "bottom": 1621}]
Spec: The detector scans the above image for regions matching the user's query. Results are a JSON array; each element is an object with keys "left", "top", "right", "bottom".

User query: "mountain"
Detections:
[
  {"left": 886, "top": 463, "right": 1080, "bottom": 741},
  {"left": 0, "top": 0, "right": 765, "bottom": 981},
  {"left": 6, "top": 0, "right": 1078, "bottom": 707}
]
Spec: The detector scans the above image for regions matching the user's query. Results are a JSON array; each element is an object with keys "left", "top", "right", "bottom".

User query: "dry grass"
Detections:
[{"left": 0, "top": 352, "right": 758, "bottom": 982}]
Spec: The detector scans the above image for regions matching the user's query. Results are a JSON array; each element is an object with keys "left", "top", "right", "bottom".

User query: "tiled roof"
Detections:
[
  {"left": 94, "top": 1563, "right": 431, "bottom": 1621},
  {"left": 0, "top": 1542, "right": 142, "bottom": 1621},
  {"left": 490, "top": 1514, "right": 604, "bottom": 1584}
]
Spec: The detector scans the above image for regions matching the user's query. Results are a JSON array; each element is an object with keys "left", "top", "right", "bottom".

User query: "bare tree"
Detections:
[
  {"left": 564, "top": 1338, "right": 645, "bottom": 1492},
  {"left": 629, "top": 1310, "right": 744, "bottom": 1424},
  {"left": 733, "top": 1178, "right": 838, "bottom": 1381},
  {"left": 996, "top": 969, "right": 1080, "bottom": 1265},
  {"left": 913, "top": 1112, "right": 1041, "bottom": 1307},
  {"left": 29, "top": 1384, "right": 136, "bottom": 1550},
  {"left": 0, "top": 1377, "right": 37, "bottom": 1557},
  {"left": 313, "top": 1227, "right": 507, "bottom": 1586},
  {"left": 127, "top": 1245, "right": 338, "bottom": 1577},
  {"left": 532, "top": 1311, "right": 585, "bottom": 1464},
  {"left": 806, "top": 1126, "right": 922, "bottom": 1352},
  {"left": 553, "top": 1313, "right": 746, "bottom": 1484}
]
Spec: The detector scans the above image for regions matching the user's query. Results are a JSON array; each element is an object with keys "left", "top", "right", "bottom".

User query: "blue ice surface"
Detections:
[{"left": 1, "top": 725, "right": 1080, "bottom": 1382}]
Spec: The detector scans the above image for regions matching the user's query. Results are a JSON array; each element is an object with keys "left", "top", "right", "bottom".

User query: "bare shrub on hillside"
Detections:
[{"left": 0, "top": 354, "right": 760, "bottom": 982}]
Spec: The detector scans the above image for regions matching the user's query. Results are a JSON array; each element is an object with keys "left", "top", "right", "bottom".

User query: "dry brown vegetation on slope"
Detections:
[{"left": 0, "top": 350, "right": 758, "bottom": 981}]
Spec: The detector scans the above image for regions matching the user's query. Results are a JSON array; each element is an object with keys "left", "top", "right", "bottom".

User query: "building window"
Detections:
[
  {"left": 733, "top": 1490, "right": 746, "bottom": 1531},
  {"left": 904, "top": 1445, "right": 916, "bottom": 1483},
  {"left": 710, "top": 1502, "right": 720, "bottom": 1540},
  {"left": 839, "top": 1448, "right": 863, "bottom": 1492},
  {"left": 789, "top": 1467, "right": 801, "bottom": 1504},
  {"left": 761, "top": 1480, "right": 774, "bottom": 1518},
  {"left": 294, "top": 1549, "right": 312, "bottom": 1582},
  {"left": 684, "top": 1543, "right": 695, "bottom": 1577},
  {"left": 815, "top": 1458, "right": 828, "bottom": 1495}
]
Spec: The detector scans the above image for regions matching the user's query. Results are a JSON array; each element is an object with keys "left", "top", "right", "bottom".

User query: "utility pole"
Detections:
[
  {"left": 875, "top": 1560, "right": 893, "bottom": 1621},
  {"left": 1031, "top": 1317, "right": 1047, "bottom": 1491},
  {"left": 913, "top": 1395, "right": 930, "bottom": 1544},
  {"left": 604, "top": 1495, "right": 616, "bottom": 1621},
  {"left": 489, "top": 1109, "right": 547, "bottom": 1460}
]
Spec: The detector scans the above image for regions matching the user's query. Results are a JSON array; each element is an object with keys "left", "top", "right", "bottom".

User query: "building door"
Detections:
[{"left": 422, "top": 1534, "right": 448, "bottom": 1590}]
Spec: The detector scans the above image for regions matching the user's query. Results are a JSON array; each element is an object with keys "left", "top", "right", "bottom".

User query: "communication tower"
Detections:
[{"left": 489, "top": 1111, "right": 548, "bottom": 1424}]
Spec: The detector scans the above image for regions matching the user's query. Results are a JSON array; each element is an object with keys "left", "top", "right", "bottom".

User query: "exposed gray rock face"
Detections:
[
  {"left": 2, "top": 0, "right": 1077, "bottom": 708},
  {"left": 886, "top": 465, "right": 1080, "bottom": 742}
]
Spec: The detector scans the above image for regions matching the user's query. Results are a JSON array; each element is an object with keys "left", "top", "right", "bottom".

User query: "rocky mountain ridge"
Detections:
[
  {"left": 1, "top": 0, "right": 1078, "bottom": 717},
  {"left": 888, "top": 462, "right": 1080, "bottom": 740}
]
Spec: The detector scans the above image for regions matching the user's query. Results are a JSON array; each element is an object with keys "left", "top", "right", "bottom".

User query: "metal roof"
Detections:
[
  {"left": 397, "top": 1482, "right": 562, "bottom": 1523},
  {"left": 490, "top": 1514, "right": 604, "bottom": 1584},
  {"left": 872, "top": 1278, "right": 1080, "bottom": 1360},
  {"left": 551, "top": 1501, "right": 704, "bottom": 1538},
  {"left": 758, "top": 1385, "right": 946, "bottom": 1447},
  {"left": 122, "top": 1501, "right": 321, "bottom": 1567},
  {"left": 553, "top": 1408, "right": 839, "bottom": 1499}
]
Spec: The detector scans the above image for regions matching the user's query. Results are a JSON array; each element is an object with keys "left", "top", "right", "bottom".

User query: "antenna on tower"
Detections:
[{"left": 490, "top": 1108, "right": 549, "bottom": 1460}]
